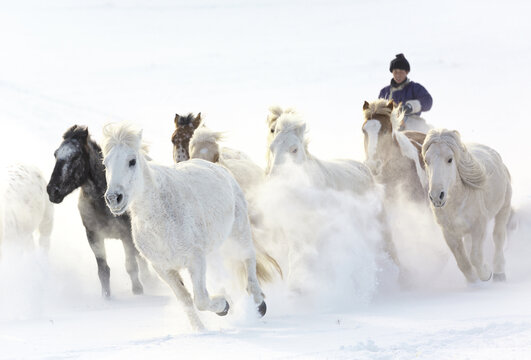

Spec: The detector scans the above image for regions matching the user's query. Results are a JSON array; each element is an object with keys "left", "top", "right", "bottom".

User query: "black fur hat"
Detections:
[{"left": 389, "top": 53, "right": 410, "bottom": 72}]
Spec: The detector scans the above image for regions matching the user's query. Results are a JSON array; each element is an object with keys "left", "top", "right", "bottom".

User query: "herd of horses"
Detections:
[{"left": 0, "top": 99, "right": 513, "bottom": 330}]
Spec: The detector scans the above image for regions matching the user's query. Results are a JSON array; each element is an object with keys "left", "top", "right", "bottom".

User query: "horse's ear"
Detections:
[
  {"left": 363, "top": 101, "right": 370, "bottom": 110},
  {"left": 297, "top": 123, "right": 307, "bottom": 138},
  {"left": 78, "top": 125, "right": 89, "bottom": 142},
  {"left": 174, "top": 114, "right": 180, "bottom": 127},
  {"left": 387, "top": 100, "right": 394, "bottom": 110},
  {"left": 193, "top": 113, "right": 202, "bottom": 128}
]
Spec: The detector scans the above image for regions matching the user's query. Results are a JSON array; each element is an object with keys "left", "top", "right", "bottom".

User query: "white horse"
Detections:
[
  {"left": 101, "top": 122, "right": 267, "bottom": 331},
  {"left": 267, "top": 112, "right": 400, "bottom": 267},
  {"left": 1, "top": 164, "right": 54, "bottom": 255},
  {"left": 189, "top": 126, "right": 282, "bottom": 282},
  {"left": 266, "top": 106, "right": 296, "bottom": 173},
  {"left": 422, "top": 129, "right": 512, "bottom": 283},
  {"left": 189, "top": 126, "right": 265, "bottom": 196}
]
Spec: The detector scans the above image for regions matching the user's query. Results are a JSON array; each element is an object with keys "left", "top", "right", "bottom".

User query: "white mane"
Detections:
[
  {"left": 101, "top": 122, "right": 150, "bottom": 157},
  {"left": 422, "top": 129, "right": 487, "bottom": 189},
  {"left": 190, "top": 126, "right": 224, "bottom": 146}
]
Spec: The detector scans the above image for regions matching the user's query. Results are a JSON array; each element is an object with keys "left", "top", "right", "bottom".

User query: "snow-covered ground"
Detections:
[{"left": 2, "top": 0, "right": 531, "bottom": 358}]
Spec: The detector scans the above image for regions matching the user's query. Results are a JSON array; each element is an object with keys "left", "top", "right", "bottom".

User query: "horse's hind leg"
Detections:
[
  {"left": 188, "top": 252, "right": 230, "bottom": 316},
  {"left": 492, "top": 200, "right": 511, "bottom": 282},
  {"left": 86, "top": 230, "right": 111, "bottom": 298},
  {"left": 469, "top": 225, "right": 492, "bottom": 281},
  {"left": 122, "top": 237, "right": 143, "bottom": 295},
  {"left": 231, "top": 203, "right": 266, "bottom": 316},
  {"left": 153, "top": 266, "right": 205, "bottom": 331}
]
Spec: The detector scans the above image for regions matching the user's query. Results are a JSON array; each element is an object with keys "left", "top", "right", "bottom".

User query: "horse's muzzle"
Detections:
[
  {"left": 429, "top": 190, "right": 446, "bottom": 208},
  {"left": 105, "top": 191, "right": 127, "bottom": 215},
  {"left": 46, "top": 184, "right": 65, "bottom": 204}
]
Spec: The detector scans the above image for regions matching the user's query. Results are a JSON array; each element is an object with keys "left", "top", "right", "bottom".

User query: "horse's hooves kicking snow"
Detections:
[
  {"left": 216, "top": 301, "right": 230, "bottom": 316},
  {"left": 493, "top": 273, "right": 506, "bottom": 282},
  {"left": 258, "top": 301, "right": 267, "bottom": 317}
]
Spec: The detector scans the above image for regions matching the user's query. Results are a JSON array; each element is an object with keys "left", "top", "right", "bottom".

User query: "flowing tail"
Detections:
[{"left": 254, "top": 239, "right": 283, "bottom": 284}]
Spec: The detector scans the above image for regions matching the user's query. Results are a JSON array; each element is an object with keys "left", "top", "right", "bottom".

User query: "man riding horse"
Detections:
[{"left": 379, "top": 53, "right": 433, "bottom": 133}]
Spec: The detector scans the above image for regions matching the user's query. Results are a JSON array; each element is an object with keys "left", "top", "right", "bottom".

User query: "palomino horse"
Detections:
[
  {"left": 1, "top": 164, "right": 54, "bottom": 255},
  {"left": 267, "top": 111, "right": 400, "bottom": 269},
  {"left": 102, "top": 122, "right": 267, "bottom": 331},
  {"left": 188, "top": 126, "right": 282, "bottom": 282},
  {"left": 47, "top": 125, "right": 147, "bottom": 297},
  {"left": 362, "top": 99, "right": 427, "bottom": 203},
  {"left": 422, "top": 129, "right": 512, "bottom": 283}
]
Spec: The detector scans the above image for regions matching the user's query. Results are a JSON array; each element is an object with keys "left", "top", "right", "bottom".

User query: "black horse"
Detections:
[{"left": 47, "top": 125, "right": 146, "bottom": 297}]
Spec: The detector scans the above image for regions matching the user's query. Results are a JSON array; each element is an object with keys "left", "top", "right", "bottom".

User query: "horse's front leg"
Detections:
[
  {"left": 469, "top": 225, "right": 492, "bottom": 281},
  {"left": 86, "top": 229, "right": 111, "bottom": 298},
  {"left": 152, "top": 266, "right": 205, "bottom": 331},
  {"left": 442, "top": 229, "right": 478, "bottom": 283},
  {"left": 188, "top": 252, "right": 229, "bottom": 316},
  {"left": 121, "top": 236, "right": 144, "bottom": 295}
]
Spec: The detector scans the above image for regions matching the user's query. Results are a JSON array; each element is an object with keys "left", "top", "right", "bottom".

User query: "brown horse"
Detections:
[
  {"left": 171, "top": 113, "right": 202, "bottom": 163},
  {"left": 362, "top": 99, "right": 427, "bottom": 203}
]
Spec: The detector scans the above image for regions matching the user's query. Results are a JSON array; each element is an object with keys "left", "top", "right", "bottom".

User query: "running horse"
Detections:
[{"left": 362, "top": 99, "right": 428, "bottom": 203}]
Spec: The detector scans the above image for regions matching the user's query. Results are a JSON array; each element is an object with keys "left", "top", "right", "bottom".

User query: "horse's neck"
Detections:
[
  {"left": 81, "top": 141, "right": 107, "bottom": 198},
  {"left": 392, "top": 131, "right": 428, "bottom": 189},
  {"left": 129, "top": 158, "right": 161, "bottom": 215}
]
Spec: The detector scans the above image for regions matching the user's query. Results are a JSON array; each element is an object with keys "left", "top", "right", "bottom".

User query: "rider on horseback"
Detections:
[{"left": 379, "top": 53, "right": 433, "bottom": 132}]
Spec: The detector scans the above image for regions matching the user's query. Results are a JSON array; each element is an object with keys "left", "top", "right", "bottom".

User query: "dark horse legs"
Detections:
[
  {"left": 87, "top": 230, "right": 111, "bottom": 297},
  {"left": 86, "top": 229, "right": 144, "bottom": 297}
]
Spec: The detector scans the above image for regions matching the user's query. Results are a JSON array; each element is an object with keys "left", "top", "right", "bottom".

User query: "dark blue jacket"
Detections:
[{"left": 379, "top": 79, "right": 433, "bottom": 116}]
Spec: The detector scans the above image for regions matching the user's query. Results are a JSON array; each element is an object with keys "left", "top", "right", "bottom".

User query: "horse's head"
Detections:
[
  {"left": 102, "top": 122, "right": 145, "bottom": 216},
  {"left": 267, "top": 113, "right": 308, "bottom": 176},
  {"left": 171, "top": 112, "right": 202, "bottom": 163},
  {"left": 189, "top": 127, "right": 223, "bottom": 163},
  {"left": 361, "top": 100, "right": 396, "bottom": 176},
  {"left": 47, "top": 125, "right": 91, "bottom": 203},
  {"left": 422, "top": 129, "right": 463, "bottom": 208}
]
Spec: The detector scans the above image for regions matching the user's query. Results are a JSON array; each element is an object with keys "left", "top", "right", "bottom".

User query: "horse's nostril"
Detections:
[
  {"left": 117, "top": 194, "right": 123, "bottom": 204},
  {"left": 439, "top": 191, "right": 445, "bottom": 200}
]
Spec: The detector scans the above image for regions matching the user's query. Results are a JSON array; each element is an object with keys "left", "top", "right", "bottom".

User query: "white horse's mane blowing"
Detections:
[{"left": 102, "top": 122, "right": 149, "bottom": 157}]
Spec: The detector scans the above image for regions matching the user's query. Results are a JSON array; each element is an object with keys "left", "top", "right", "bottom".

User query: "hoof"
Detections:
[
  {"left": 482, "top": 272, "right": 493, "bottom": 282},
  {"left": 493, "top": 273, "right": 506, "bottom": 282},
  {"left": 102, "top": 289, "right": 111, "bottom": 299},
  {"left": 216, "top": 301, "right": 230, "bottom": 316},
  {"left": 132, "top": 285, "right": 144, "bottom": 295},
  {"left": 258, "top": 301, "right": 267, "bottom": 317}
]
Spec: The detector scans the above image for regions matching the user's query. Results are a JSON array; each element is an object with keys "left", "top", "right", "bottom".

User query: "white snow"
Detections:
[{"left": 2, "top": 0, "right": 531, "bottom": 359}]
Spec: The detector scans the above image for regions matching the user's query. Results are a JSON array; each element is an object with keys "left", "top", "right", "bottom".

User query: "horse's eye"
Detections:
[
  {"left": 270, "top": 128, "right": 275, "bottom": 134},
  {"left": 448, "top": 158, "right": 453, "bottom": 164},
  {"left": 129, "top": 159, "right": 136, "bottom": 167},
  {"left": 291, "top": 148, "right": 298, "bottom": 154}
]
